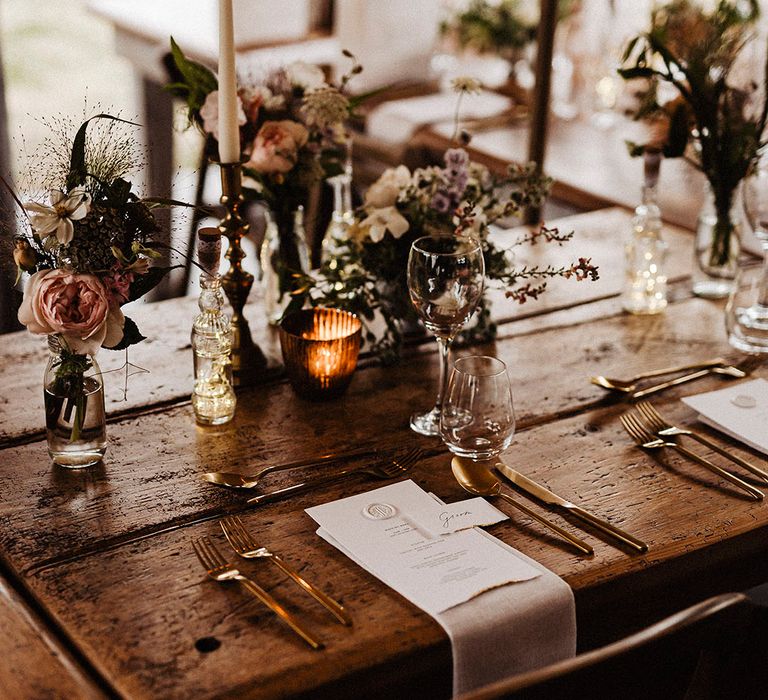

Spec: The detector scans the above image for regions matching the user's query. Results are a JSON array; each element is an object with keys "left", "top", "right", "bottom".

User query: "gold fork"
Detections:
[
  {"left": 191, "top": 536, "right": 323, "bottom": 650},
  {"left": 221, "top": 516, "right": 352, "bottom": 626},
  {"left": 247, "top": 448, "right": 424, "bottom": 505},
  {"left": 620, "top": 412, "right": 763, "bottom": 501},
  {"left": 636, "top": 401, "right": 768, "bottom": 484}
]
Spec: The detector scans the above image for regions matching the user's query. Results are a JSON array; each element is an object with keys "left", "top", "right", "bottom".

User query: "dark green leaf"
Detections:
[
  {"left": 128, "top": 265, "right": 181, "bottom": 301},
  {"left": 109, "top": 316, "right": 146, "bottom": 351},
  {"left": 169, "top": 37, "right": 218, "bottom": 111}
]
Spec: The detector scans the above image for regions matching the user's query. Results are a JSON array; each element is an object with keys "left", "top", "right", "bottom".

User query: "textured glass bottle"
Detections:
[
  {"left": 44, "top": 334, "right": 107, "bottom": 467},
  {"left": 622, "top": 150, "right": 668, "bottom": 315},
  {"left": 192, "top": 274, "right": 236, "bottom": 425}
]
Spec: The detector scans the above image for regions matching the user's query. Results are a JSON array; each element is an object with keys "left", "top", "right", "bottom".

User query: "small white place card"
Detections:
[
  {"left": 305, "top": 480, "right": 539, "bottom": 615},
  {"left": 682, "top": 378, "right": 768, "bottom": 456},
  {"left": 410, "top": 496, "right": 508, "bottom": 538}
]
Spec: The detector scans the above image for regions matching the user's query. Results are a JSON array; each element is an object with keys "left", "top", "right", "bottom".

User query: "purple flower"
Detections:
[
  {"left": 445, "top": 148, "right": 469, "bottom": 171},
  {"left": 430, "top": 191, "right": 452, "bottom": 213}
]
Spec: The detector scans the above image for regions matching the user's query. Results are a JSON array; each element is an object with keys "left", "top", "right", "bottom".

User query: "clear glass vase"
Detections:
[
  {"left": 726, "top": 165, "right": 768, "bottom": 353},
  {"left": 260, "top": 206, "right": 310, "bottom": 325},
  {"left": 692, "top": 185, "right": 741, "bottom": 299},
  {"left": 44, "top": 335, "right": 107, "bottom": 468}
]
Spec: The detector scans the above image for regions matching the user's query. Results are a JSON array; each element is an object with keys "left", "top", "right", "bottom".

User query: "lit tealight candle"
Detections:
[
  {"left": 280, "top": 308, "right": 362, "bottom": 399},
  {"left": 217, "top": 0, "right": 240, "bottom": 163}
]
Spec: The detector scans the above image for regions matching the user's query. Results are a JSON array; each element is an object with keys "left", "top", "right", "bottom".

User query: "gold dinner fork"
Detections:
[
  {"left": 191, "top": 536, "right": 324, "bottom": 650},
  {"left": 247, "top": 448, "right": 424, "bottom": 505},
  {"left": 620, "top": 412, "right": 764, "bottom": 501},
  {"left": 220, "top": 516, "right": 352, "bottom": 626},
  {"left": 635, "top": 401, "right": 768, "bottom": 484}
]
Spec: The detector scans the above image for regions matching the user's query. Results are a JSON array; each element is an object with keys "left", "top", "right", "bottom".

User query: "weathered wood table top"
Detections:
[{"left": 2, "top": 208, "right": 768, "bottom": 699}]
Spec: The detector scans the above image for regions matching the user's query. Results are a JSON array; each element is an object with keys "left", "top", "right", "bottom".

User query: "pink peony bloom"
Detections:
[
  {"left": 199, "top": 90, "right": 247, "bottom": 142},
  {"left": 245, "top": 120, "right": 309, "bottom": 174},
  {"left": 18, "top": 269, "right": 125, "bottom": 355}
]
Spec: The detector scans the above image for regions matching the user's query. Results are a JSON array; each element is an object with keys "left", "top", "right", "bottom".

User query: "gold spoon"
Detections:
[
  {"left": 590, "top": 358, "right": 733, "bottom": 393},
  {"left": 591, "top": 359, "right": 753, "bottom": 395},
  {"left": 450, "top": 457, "right": 593, "bottom": 556}
]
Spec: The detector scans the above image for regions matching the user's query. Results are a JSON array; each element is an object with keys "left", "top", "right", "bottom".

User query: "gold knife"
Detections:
[{"left": 494, "top": 462, "right": 648, "bottom": 554}]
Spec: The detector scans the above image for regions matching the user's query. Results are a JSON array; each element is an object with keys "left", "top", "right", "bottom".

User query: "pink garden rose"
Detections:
[
  {"left": 18, "top": 269, "right": 125, "bottom": 355},
  {"left": 245, "top": 120, "right": 309, "bottom": 174}
]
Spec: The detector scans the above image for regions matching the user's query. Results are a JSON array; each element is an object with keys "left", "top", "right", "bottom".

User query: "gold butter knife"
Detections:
[{"left": 494, "top": 462, "right": 648, "bottom": 554}]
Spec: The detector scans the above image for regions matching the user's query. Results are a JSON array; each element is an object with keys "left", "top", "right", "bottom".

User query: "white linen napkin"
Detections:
[
  {"left": 315, "top": 489, "right": 575, "bottom": 697},
  {"left": 366, "top": 90, "right": 512, "bottom": 144},
  {"left": 682, "top": 378, "right": 768, "bottom": 456}
]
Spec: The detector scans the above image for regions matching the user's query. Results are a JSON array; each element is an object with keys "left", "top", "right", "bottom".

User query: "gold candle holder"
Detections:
[
  {"left": 218, "top": 162, "right": 267, "bottom": 386},
  {"left": 279, "top": 308, "right": 362, "bottom": 400}
]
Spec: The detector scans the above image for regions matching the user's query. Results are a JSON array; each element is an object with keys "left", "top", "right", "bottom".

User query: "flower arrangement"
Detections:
[
  {"left": 290, "top": 82, "right": 598, "bottom": 363},
  {"left": 439, "top": 0, "right": 575, "bottom": 59},
  {"left": 439, "top": 0, "right": 540, "bottom": 58},
  {"left": 11, "top": 114, "right": 176, "bottom": 355},
  {"left": 618, "top": 0, "right": 767, "bottom": 268},
  {"left": 167, "top": 39, "right": 361, "bottom": 271},
  {"left": 6, "top": 113, "right": 183, "bottom": 450}
]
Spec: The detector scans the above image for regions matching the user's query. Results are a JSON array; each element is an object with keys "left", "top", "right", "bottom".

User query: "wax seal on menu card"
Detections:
[
  {"left": 731, "top": 394, "right": 757, "bottom": 409},
  {"left": 362, "top": 503, "right": 398, "bottom": 520}
]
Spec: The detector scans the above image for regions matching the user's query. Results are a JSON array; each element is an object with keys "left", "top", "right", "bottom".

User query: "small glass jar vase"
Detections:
[
  {"left": 44, "top": 335, "right": 107, "bottom": 468},
  {"left": 692, "top": 185, "right": 741, "bottom": 299}
]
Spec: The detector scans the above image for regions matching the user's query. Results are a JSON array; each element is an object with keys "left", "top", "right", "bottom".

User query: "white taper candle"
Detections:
[{"left": 217, "top": 0, "right": 240, "bottom": 163}]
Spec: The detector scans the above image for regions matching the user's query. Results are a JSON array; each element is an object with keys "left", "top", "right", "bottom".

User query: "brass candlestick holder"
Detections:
[{"left": 218, "top": 162, "right": 267, "bottom": 385}]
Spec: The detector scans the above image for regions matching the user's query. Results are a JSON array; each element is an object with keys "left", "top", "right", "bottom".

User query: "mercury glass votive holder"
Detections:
[{"left": 279, "top": 308, "right": 362, "bottom": 399}]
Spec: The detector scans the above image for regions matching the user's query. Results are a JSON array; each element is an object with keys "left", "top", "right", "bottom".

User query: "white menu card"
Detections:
[
  {"left": 682, "top": 378, "right": 768, "bottom": 456},
  {"left": 305, "top": 480, "right": 540, "bottom": 616}
]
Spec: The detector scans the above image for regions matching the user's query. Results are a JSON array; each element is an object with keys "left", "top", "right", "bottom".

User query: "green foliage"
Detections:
[{"left": 166, "top": 37, "right": 218, "bottom": 117}]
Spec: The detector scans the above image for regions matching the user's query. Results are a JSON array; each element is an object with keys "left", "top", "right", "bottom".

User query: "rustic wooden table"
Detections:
[{"left": 2, "top": 208, "right": 768, "bottom": 699}]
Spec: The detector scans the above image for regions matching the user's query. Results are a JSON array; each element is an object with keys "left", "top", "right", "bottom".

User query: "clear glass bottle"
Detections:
[
  {"left": 44, "top": 334, "right": 107, "bottom": 468},
  {"left": 622, "top": 150, "right": 668, "bottom": 315},
  {"left": 261, "top": 206, "right": 310, "bottom": 324},
  {"left": 192, "top": 274, "right": 236, "bottom": 425},
  {"left": 321, "top": 172, "right": 354, "bottom": 265}
]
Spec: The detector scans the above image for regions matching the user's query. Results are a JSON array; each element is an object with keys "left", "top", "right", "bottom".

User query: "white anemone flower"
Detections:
[
  {"left": 359, "top": 206, "right": 410, "bottom": 243},
  {"left": 24, "top": 189, "right": 91, "bottom": 245}
]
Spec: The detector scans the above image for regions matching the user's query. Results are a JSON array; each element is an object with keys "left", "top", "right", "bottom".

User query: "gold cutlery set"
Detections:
[
  {"left": 192, "top": 355, "right": 763, "bottom": 644},
  {"left": 594, "top": 354, "right": 767, "bottom": 499},
  {"left": 591, "top": 355, "right": 762, "bottom": 399},
  {"left": 193, "top": 515, "right": 351, "bottom": 650},
  {"left": 451, "top": 457, "right": 647, "bottom": 556}
]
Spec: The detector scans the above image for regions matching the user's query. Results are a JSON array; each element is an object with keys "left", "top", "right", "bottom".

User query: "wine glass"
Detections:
[
  {"left": 440, "top": 355, "right": 515, "bottom": 460},
  {"left": 727, "top": 165, "right": 768, "bottom": 352},
  {"left": 407, "top": 235, "right": 485, "bottom": 436}
]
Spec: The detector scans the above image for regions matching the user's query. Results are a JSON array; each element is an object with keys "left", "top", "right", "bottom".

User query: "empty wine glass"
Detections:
[
  {"left": 407, "top": 235, "right": 485, "bottom": 436},
  {"left": 727, "top": 164, "right": 768, "bottom": 352},
  {"left": 440, "top": 355, "right": 515, "bottom": 460}
]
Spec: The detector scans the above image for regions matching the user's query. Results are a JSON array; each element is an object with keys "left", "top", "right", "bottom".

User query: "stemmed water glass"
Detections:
[
  {"left": 407, "top": 235, "right": 485, "bottom": 436},
  {"left": 440, "top": 355, "right": 516, "bottom": 460},
  {"left": 727, "top": 164, "right": 768, "bottom": 352}
]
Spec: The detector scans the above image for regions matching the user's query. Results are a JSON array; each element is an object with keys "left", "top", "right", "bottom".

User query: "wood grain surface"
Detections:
[{"left": 1, "top": 207, "right": 765, "bottom": 699}]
